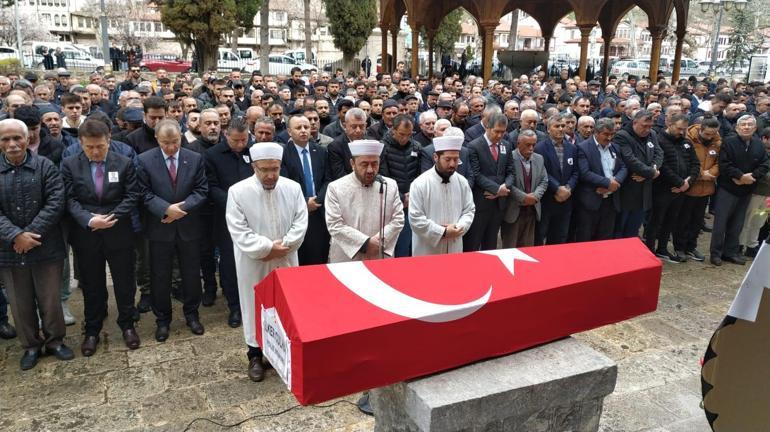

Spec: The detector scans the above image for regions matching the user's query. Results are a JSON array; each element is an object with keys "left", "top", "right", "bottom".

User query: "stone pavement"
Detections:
[{"left": 0, "top": 236, "right": 744, "bottom": 431}]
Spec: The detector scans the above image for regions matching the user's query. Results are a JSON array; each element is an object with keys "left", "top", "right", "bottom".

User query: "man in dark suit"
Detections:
[
  {"left": 534, "top": 113, "right": 579, "bottom": 245},
  {"left": 204, "top": 117, "right": 254, "bottom": 328},
  {"left": 615, "top": 110, "right": 664, "bottom": 238},
  {"left": 575, "top": 118, "right": 628, "bottom": 242},
  {"left": 125, "top": 96, "right": 167, "bottom": 155},
  {"left": 61, "top": 119, "right": 142, "bottom": 356},
  {"left": 464, "top": 113, "right": 514, "bottom": 251},
  {"left": 137, "top": 119, "right": 208, "bottom": 342},
  {"left": 281, "top": 115, "right": 331, "bottom": 265},
  {"left": 327, "top": 108, "right": 367, "bottom": 180}
]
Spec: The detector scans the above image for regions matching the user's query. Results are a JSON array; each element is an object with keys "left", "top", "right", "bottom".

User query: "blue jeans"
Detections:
[
  {"left": 395, "top": 215, "right": 412, "bottom": 258},
  {"left": 615, "top": 209, "right": 646, "bottom": 239}
]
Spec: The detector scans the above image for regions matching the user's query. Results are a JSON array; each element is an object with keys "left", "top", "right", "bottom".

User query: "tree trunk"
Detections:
[
  {"left": 231, "top": 29, "right": 240, "bottom": 54},
  {"left": 259, "top": 0, "right": 270, "bottom": 74},
  {"left": 304, "top": 0, "right": 312, "bottom": 63},
  {"left": 343, "top": 51, "right": 357, "bottom": 76},
  {"left": 508, "top": 9, "right": 519, "bottom": 50}
]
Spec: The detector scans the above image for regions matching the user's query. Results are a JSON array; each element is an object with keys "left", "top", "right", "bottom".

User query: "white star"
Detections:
[{"left": 478, "top": 248, "right": 538, "bottom": 276}]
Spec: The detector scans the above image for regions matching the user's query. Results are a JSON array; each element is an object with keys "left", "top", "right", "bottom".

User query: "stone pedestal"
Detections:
[{"left": 370, "top": 337, "right": 617, "bottom": 432}]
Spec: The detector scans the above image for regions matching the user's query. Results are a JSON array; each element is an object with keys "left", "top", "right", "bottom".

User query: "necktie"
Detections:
[
  {"left": 301, "top": 148, "right": 315, "bottom": 197},
  {"left": 490, "top": 143, "right": 498, "bottom": 161},
  {"left": 168, "top": 156, "right": 177, "bottom": 186},
  {"left": 94, "top": 162, "right": 104, "bottom": 199}
]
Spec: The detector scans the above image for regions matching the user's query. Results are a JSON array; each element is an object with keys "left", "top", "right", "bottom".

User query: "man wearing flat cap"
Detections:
[{"left": 226, "top": 141, "right": 308, "bottom": 382}]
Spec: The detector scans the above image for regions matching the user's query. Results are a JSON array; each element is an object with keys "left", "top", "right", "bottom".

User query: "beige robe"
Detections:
[
  {"left": 325, "top": 172, "right": 404, "bottom": 263},
  {"left": 226, "top": 176, "right": 308, "bottom": 347},
  {"left": 409, "top": 169, "right": 475, "bottom": 256}
]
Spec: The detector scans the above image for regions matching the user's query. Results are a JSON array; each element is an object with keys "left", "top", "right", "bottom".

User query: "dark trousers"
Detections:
[
  {"left": 298, "top": 210, "right": 330, "bottom": 265},
  {"left": 644, "top": 190, "right": 684, "bottom": 252},
  {"left": 1, "top": 260, "right": 65, "bottom": 350},
  {"left": 673, "top": 195, "right": 709, "bottom": 252},
  {"left": 464, "top": 206, "right": 504, "bottom": 251},
  {"left": 536, "top": 197, "right": 572, "bottom": 245},
  {"left": 0, "top": 286, "right": 7, "bottom": 323},
  {"left": 710, "top": 188, "right": 751, "bottom": 259},
  {"left": 395, "top": 213, "right": 412, "bottom": 257},
  {"left": 615, "top": 209, "right": 646, "bottom": 238},
  {"left": 134, "top": 235, "right": 150, "bottom": 295},
  {"left": 575, "top": 199, "right": 617, "bottom": 242},
  {"left": 150, "top": 238, "right": 202, "bottom": 325},
  {"left": 74, "top": 240, "right": 137, "bottom": 336},
  {"left": 216, "top": 218, "right": 240, "bottom": 312},
  {"left": 500, "top": 207, "right": 537, "bottom": 247},
  {"left": 200, "top": 212, "right": 218, "bottom": 294}
]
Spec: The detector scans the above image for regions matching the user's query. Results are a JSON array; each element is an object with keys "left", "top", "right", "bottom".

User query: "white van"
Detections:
[
  {"left": 284, "top": 48, "right": 316, "bottom": 65},
  {"left": 28, "top": 42, "right": 104, "bottom": 72},
  {"left": 218, "top": 48, "right": 260, "bottom": 72}
]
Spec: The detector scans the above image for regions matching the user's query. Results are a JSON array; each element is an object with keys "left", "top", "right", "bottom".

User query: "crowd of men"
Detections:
[{"left": 0, "top": 63, "right": 769, "bottom": 390}]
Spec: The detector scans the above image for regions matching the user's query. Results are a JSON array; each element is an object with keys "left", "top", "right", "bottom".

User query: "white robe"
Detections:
[
  {"left": 226, "top": 176, "right": 308, "bottom": 347},
  {"left": 325, "top": 173, "right": 405, "bottom": 263},
  {"left": 408, "top": 168, "right": 475, "bottom": 256}
]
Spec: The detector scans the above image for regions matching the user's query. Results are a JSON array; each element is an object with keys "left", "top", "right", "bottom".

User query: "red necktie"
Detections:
[
  {"left": 490, "top": 144, "right": 498, "bottom": 161},
  {"left": 168, "top": 156, "right": 177, "bottom": 186}
]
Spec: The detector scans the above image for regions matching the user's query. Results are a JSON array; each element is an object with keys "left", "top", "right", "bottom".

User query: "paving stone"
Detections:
[
  {"left": 105, "top": 366, "right": 168, "bottom": 402},
  {"left": 2, "top": 375, "right": 107, "bottom": 420},
  {"left": 126, "top": 339, "right": 195, "bottom": 368}
]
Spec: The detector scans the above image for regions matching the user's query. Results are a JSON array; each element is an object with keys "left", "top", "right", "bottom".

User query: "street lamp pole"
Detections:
[
  {"left": 708, "top": 3, "right": 724, "bottom": 75},
  {"left": 100, "top": 0, "right": 111, "bottom": 71}
]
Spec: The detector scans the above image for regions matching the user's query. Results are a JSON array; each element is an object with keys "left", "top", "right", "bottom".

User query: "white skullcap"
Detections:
[
  {"left": 349, "top": 139, "right": 384, "bottom": 157},
  {"left": 249, "top": 142, "right": 284, "bottom": 161},
  {"left": 433, "top": 135, "right": 463, "bottom": 152}
]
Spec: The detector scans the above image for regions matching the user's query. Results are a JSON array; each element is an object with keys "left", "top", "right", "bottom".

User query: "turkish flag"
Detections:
[{"left": 255, "top": 238, "right": 661, "bottom": 405}]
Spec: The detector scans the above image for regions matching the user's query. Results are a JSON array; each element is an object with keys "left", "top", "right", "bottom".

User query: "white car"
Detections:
[
  {"left": 28, "top": 42, "right": 104, "bottom": 72},
  {"left": 610, "top": 59, "right": 649, "bottom": 78},
  {"left": 248, "top": 55, "right": 317, "bottom": 75}
]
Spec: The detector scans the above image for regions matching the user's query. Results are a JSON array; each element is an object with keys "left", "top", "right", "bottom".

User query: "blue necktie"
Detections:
[{"left": 301, "top": 148, "right": 314, "bottom": 197}]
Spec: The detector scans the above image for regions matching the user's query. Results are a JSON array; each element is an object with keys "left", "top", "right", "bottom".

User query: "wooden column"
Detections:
[
  {"left": 410, "top": 23, "right": 419, "bottom": 79},
  {"left": 578, "top": 24, "right": 593, "bottom": 81},
  {"left": 391, "top": 26, "right": 399, "bottom": 73},
  {"left": 381, "top": 25, "right": 389, "bottom": 75},
  {"left": 647, "top": 26, "right": 666, "bottom": 82},
  {"left": 427, "top": 29, "right": 435, "bottom": 78},
  {"left": 480, "top": 23, "right": 495, "bottom": 85},
  {"left": 671, "top": 31, "right": 685, "bottom": 83},
  {"left": 601, "top": 32, "right": 614, "bottom": 87}
]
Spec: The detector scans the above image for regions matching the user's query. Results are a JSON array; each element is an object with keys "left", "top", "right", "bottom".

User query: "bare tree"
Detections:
[
  {"left": 259, "top": 0, "right": 269, "bottom": 73},
  {"left": 83, "top": 0, "right": 157, "bottom": 52},
  {"left": 507, "top": 10, "right": 519, "bottom": 50},
  {"left": 304, "top": 0, "right": 312, "bottom": 61},
  {"left": 0, "top": 8, "right": 54, "bottom": 47}
]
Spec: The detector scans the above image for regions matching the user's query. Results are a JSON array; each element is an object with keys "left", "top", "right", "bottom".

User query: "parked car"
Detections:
[
  {"left": 610, "top": 59, "right": 649, "bottom": 78},
  {"left": 249, "top": 54, "right": 317, "bottom": 75},
  {"left": 217, "top": 48, "right": 257, "bottom": 72},
  {"left": 284, "top": 48, "right": 316, "bottom": 65},
  {"left": 140, "top": 53, "right": 191, "bottom": 73},
  {"left": 0, "top": 46, "right": 19, "bottom": 61},
  {"left": 27, "top": 41, "right": 104, "bottom": 72}
]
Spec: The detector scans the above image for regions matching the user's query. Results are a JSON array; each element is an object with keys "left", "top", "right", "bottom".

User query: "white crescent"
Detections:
[{"left": 327, "top": 249, "right": 537, "bottom": 323}]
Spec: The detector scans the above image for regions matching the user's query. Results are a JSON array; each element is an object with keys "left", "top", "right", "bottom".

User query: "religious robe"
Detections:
[
  {"left": 226, "top": 176, "right": 308, "bottom": 348},
  {"left": 409, "top": 168, "right": 476, "bottom": 256},
  {"left": 325, "top": 173, "right": 405, "bottom": 263}
]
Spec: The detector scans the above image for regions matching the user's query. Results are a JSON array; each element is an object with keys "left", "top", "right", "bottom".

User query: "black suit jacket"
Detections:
[
  {"left": 281, "top": 140, "right": 330, "bottom": 203},
  {"left": 61, "top": 151, "right": 140, "bottom": 249},
  {"left": 468, "top": 135, "right": 514, "bottom": 211},
  {"left": 137, "top": 147, "right": 208, "bottom": 242},
  {"left": 327, "top": 134, "right": 353, "bottom": 181},
  {"left": 204, "top": 141, "right": 254, "bottom": 210},
  {"left": 125, "top": 123, "right": 159, "bottom": 154}
]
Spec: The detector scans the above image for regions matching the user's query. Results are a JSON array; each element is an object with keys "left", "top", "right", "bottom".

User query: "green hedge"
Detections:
[{"left": 0, "top": 59, "right": 21, "bottom": 76}]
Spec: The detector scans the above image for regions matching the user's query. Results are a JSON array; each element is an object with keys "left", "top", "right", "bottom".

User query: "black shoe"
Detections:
[
  {"left": 746, "top": 246, "right": 760, "bottom": 258},
  {"left": 357, "top": 393, "right": 374, "bottom": 416},
  {"left": 248, "top": 356, "right": 265, "bottom": 382},
  {"left": 202, "top": 290, "right": 216, "bottom": 307},
  {"left": 674, "top": 250, "right": 689, "bottom": 263},
  {"left": 20, "top": 349, "right": 41, "bottom": 370},
  {"left": 686, "top": 249, "right": 705, "bottom": 262},
  {"left": 0, "top": 321, "right": 17, "bottom": 339},
  {"left": 186, "top": 318, "right": 205, "bottom": 335},
  {"left": 228, "top": 310, "right": 242, "bottom": 328},
  {"left": 48, "top": 344, "right": 75, "bottom": 361},
  {"left": 137, "top": 294, "right": 152, "bottom": 313},
  {"left": 155, "top": 325, "right": 170, "bottom": 342},
  {"left": 723, "top": 255, "right": 747, "bottom": 265},
  {"left": 710, "top": 256, "right": 723, "bottom": 266},
  {"left": 655, "top": 249, "right": 685, "bottom": 263}
]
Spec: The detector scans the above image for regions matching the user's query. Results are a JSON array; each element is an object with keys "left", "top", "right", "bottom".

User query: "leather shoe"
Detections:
[
  {"left": 202, "top": 290, "right": 216, "bottom": 307},
  {"left": 187, "top": 318, "right": 205, "bottom": 335},
  {"left": 723, "top": 255, "right": 746, "bottom": 265},
  {"left": 710, "top": 256, "right": 722, "bottom": 266},
  {"left": 122, "top": 328, "right": 141, "bottom": 350},
  {"left": 248, "top": 356, "right": 265, "bottom": 382},
  {"left": 155, "top": 325, "right": 170, "bottom": 342},
  {"left": 20, "top": 348, "right": 41, "bottom": 370},
  {"left": 137, "top": 294, "right": 152, "bottom": 313},
  {"left": 81, "top": 335, "right": 100, "bottom": 357},
  {"left": 0, "top": 321, "right": 17, "bottom": 339},
  {"left": 228, "top": 310, "right": 242, "bottom": 328},
  {"left": 49, "top": 344, "right": 75, "bottom": 361}
]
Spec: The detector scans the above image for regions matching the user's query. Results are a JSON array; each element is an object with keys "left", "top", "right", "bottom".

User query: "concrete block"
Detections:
[{"left": 371, "top": 337, "right": 617, "bottom": 432}]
